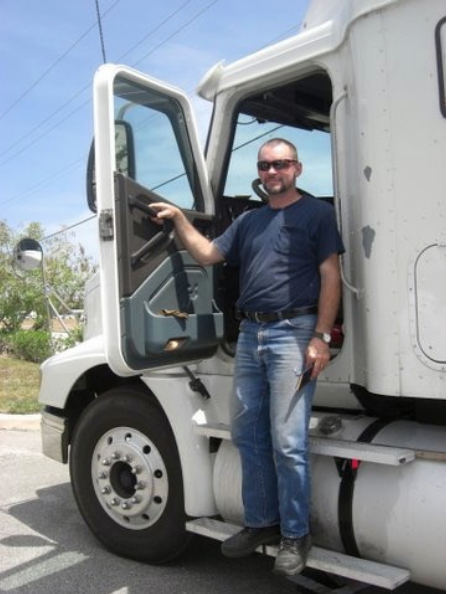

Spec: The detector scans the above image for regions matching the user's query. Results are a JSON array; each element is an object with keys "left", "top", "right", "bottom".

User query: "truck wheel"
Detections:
[{"left": 69, "top": 385, "right": 190, "bottom": 563}]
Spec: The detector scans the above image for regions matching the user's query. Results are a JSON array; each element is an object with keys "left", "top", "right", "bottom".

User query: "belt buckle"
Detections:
[{"left": 254, "top": 312, "right": 264, "bottom": 323}]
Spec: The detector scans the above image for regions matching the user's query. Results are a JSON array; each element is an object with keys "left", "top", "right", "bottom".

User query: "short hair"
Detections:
[{"left": 258, "top": 138, "right": 298, "bottom": 160}]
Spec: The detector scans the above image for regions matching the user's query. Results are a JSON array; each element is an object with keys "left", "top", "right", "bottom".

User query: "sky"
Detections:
[{"left": 1, "top": 0, "right": 310, "bottom": 261}]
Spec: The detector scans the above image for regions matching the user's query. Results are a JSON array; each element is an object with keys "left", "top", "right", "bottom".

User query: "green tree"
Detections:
[
  {"left": 0, "top": 220, "right": 97, "bottom": 333},
  {"left": 0, "top": 221, "right": 44, "bottom": 332}
]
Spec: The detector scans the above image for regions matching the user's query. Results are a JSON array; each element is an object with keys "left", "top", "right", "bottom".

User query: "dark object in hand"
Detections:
[{"left": 296, "top": 367, "right": 313, "bottom": 391}]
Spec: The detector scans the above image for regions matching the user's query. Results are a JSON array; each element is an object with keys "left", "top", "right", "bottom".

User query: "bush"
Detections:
[
  {"left": 0, "top": 330, "right": 10, "bottom": 355},
  {"left": 6, "top": 330, "right": 52, "bottom": 363}
]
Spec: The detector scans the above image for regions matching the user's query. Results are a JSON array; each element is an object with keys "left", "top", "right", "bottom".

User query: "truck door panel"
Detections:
[
  {"left": 114, "top": 173, "right": 222, "bottom": 370},
  {"left": 93, "top": 64, "right": 222, "bottom": 374}
]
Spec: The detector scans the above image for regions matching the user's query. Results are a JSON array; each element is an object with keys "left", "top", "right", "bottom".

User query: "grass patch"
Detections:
[{"left": 0, "top": 357, "right": 41, "bottom": 413}]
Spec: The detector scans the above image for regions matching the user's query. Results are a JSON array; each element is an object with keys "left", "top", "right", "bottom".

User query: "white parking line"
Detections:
[{"left": 0, "top": 551, "right": 88, "bottom": 591}]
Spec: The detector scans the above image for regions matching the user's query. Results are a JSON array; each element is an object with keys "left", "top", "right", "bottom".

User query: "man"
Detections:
[{"left": 150, "top": 138, "right": 344, "bottom": 576}]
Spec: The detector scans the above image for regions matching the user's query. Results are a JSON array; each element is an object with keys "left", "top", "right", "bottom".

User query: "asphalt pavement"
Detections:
[
  {"left": 0, "top": 418, "right": 445, "bottom": 594},
  {"left": 0, "top": 421, "right": 297, "bottom": 594}
]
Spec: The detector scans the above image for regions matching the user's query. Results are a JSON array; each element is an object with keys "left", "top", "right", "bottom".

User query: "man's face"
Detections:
[{"left": 257, "top": 144, "right": 302, "bottom": 196}]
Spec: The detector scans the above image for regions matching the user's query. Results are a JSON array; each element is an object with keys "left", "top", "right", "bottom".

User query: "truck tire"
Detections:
[{"left": 69, "top": 385, "right": 190, "bottom": 563}]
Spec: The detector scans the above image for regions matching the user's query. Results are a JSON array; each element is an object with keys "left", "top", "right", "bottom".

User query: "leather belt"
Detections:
[{"left": 235, "top": 306, "right": 317, "bottom": 323}]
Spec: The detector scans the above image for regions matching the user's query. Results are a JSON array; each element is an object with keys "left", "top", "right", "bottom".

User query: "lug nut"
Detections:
[{"left": 101, "top": 486, "right": 111, "bottom": 495}]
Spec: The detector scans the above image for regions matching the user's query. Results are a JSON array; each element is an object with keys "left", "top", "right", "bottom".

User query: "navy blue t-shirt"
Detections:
[{"left": 213, "top": 196, "right": 345, "bottom": 312}]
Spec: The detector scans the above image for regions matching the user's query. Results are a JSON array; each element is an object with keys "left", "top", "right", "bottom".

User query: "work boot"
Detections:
[
  {"left": 221, "top": 525, "right": 280, "bottom": 558},
  {"left": 273, "top": 534, "right": 312, "bottom": 576}
]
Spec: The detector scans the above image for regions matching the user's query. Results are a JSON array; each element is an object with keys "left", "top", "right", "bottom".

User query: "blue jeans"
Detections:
[{"left": 231, "top": 315, "right": 316, "bottom": 539}]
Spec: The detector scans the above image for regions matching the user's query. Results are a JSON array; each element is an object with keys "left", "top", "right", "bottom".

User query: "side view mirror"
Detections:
[
  {"left": 86, "top": 120, "right": 136, "bottom": 213},
  {"left": 13, "top": 238, "right": 43, "bottom": 272}
]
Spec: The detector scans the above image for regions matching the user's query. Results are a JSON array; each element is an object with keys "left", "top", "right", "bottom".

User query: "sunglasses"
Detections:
[{"left": 257, "top": 159, "right": 298, "bottom": 171}]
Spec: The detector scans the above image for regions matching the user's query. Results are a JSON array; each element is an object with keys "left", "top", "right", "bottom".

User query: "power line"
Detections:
[
  {"left": 2, "top": 2, "right": 217, "bottom": 217},
  {"left": 0, "top": 96, "right": 92, "bottom": 171},
  {"left": 117, "top": 0, "right": 193, "bottom": 62},
  {"left": 1, "top": 2, "right": 226, "bottom": 238},
  {"left": 3, "top": 4, "right": 299, "bottom": 243},
  {"left": 0, "top": 0, "right": 200, "bottom": 167},
  {"left": 0, "top": 1, "right": 123, "bottom": 165},
  {"left": 41, "top": 215, "right": 97, "bottom": 243},
  {"left": 133, "top": 0, "right": 218, "bottom": 67},
  {"left": 95, "top": 0, "right": 108, "bottom": 63},
  {"left": 37, "top": 126, "right": 287, "bottom": 245},
  {"left": 265, "top": 25, "right": 300, "bottom": 46},
  {"left": 0, "top": 0, "right": 121, "bottom": 124},
  {"left": 1, "top": 157, "right": 85, "bottom": 207},
  {"left": 3, "top": 52, "right": 290, "bottom": 226},
  {"left": 1, "top": 2, "right": 292, "bottom": 170},
  {"left": 0, "top": 84, "right": 91, "bottom": 165}
]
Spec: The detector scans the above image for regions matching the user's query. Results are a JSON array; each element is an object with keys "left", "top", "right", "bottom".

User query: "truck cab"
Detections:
[{"left": 39, "top": 0, "right": 445, "bottom": 590}]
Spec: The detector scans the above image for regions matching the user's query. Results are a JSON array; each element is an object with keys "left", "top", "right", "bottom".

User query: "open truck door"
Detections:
[{"left": 93, "top": 64, "right": 222, "bottom": 376}]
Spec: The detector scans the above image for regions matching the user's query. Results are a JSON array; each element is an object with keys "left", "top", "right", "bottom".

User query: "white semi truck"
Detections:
[{"left": 35, "top": 0, "right": 445, "bottom": 590}]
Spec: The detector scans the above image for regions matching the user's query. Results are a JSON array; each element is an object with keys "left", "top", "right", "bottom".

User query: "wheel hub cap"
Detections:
[{"left": 92, "top": 427, "right": 168, "bottom": 530}]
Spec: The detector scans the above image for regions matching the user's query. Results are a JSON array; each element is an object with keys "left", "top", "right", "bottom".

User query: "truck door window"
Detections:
[
  {"left": 224, "top": 74, "right": 334, "bottom": 202},
  {"left": 113, "top": 76, "right": 201, "bottom": 210},
  {"left": 225, "top": 119, "right": 333, "bottom": 201}
]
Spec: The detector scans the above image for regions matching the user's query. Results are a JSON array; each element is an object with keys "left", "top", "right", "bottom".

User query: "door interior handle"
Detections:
[{"left": 128, "top": 194, "right": 174, "bottom": 266}]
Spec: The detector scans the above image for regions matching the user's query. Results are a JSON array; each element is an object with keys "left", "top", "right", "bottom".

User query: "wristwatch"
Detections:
[{"left": 313, "top": 330, "right": 332, "bottom": 344}]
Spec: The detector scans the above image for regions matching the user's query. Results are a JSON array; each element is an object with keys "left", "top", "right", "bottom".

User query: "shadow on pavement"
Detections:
[
  {"left": 1, "top": 481, "right": 444, "bottom": 594},
  {"left": 1, "top": 482, "right": 297, "bottom": 594}
]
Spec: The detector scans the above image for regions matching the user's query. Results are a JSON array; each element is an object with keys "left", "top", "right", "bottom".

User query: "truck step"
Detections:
[
  {"left": 186, "top": 518, "right": 410, "bottom": 590},
  {"left": 193, "top": 423, "right": 415, "bottom": 466}
]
